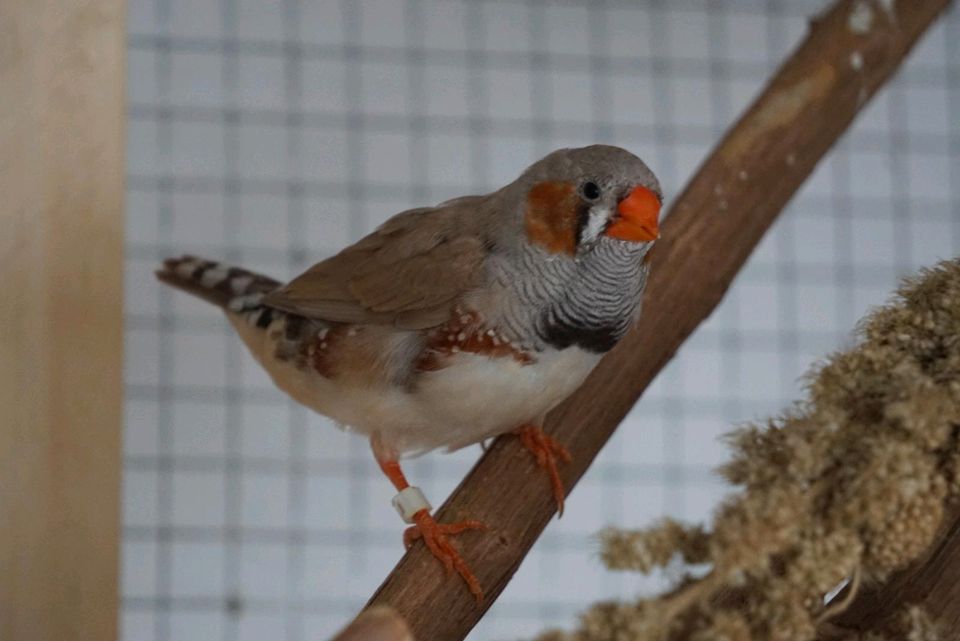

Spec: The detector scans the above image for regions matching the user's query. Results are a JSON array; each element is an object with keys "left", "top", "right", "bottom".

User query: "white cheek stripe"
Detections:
[{"left": 582, "top": 205, "right": 612, "bottom": 244}]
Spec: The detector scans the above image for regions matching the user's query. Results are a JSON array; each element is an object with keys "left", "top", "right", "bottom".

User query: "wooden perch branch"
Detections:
[{"left": 365, "top": 1, "right": 952, "bottom": 639}]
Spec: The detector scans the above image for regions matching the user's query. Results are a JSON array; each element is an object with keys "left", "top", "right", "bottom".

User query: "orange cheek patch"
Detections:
[{"left": 524, "top": 181, "right": 581, "bottom": 256}]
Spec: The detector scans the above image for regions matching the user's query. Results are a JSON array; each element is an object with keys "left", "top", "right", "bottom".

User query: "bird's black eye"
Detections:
[{"left": 581, "top": 181, "right": 601, "bottom": 201}]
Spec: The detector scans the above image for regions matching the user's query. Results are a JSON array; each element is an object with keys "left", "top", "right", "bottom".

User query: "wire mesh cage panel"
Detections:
[{"left": 123, "top": 1, "right": 960, "bottom": 639}]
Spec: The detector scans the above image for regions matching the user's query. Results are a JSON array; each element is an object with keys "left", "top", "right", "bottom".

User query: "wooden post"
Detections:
[
  {"left": 364, "top": 1, "right": 954, "bottom": 640},
  {"left": 0, "top": 2, "right": 126, "bottom": 641}
]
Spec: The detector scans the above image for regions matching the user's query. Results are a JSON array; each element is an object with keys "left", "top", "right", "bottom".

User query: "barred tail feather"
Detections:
[
  {"left": 156, "top": 255, "right": 281, "bottom": 309},
  {"left": 158, "top": 256, "right": 327, "bottom": 374}
]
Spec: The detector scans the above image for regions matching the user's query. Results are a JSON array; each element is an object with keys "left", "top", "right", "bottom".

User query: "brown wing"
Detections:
[{"left": 262, "top": 199, "right": 490, "bottom": 330}]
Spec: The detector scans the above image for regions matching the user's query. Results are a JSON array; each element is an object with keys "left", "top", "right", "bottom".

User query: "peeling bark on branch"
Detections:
[{"left": 364, "top": 1, "right": 953, "bottom": 639}]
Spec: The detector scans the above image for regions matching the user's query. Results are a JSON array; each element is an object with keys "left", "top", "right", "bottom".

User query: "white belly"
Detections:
[
  {"left": 405, "top": 346, "right": 601, "bottom": 453},
  {"left": 232, "top": 314, "right": 600, "bottom": 455}
]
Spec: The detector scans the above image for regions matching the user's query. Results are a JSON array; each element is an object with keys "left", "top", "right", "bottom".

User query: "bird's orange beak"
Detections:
[{"left": 606, "top": 186, "right": 661, "bottom": 243}]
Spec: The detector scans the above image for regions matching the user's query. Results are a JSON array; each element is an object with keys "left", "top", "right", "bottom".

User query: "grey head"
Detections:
[
  {"left": 492, "top": 144, "right": 663, "bottom": 260},
  {"left": 480, "top": 145, "right": 663, "bottom": 353}
]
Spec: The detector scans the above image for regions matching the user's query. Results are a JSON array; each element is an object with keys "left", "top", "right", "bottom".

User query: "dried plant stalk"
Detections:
[{"left": 538, "top": 259, "right": 960, "bottom": 641}]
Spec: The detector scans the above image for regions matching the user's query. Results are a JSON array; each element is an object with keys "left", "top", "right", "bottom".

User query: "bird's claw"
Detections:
[
  {"left": 517, "top": 424, "right": 571, "bottom": 516},
  {"left": 403, "top": 509, "right": 486, "bottom": 601}
]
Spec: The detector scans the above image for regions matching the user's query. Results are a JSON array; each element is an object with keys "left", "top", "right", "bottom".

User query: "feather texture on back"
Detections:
[{"left": 263, "top": 198, "right": 492, "bottom": 329}]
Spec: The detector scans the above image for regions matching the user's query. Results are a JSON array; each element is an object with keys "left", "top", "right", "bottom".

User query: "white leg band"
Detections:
[{"left": 392, "top": 486, "right": 431, "bottom": 524}]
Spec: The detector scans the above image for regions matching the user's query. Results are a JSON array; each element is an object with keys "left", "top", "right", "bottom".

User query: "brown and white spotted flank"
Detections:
[{"left": 157, "top": 144, "right": 662, "bottom": 599}]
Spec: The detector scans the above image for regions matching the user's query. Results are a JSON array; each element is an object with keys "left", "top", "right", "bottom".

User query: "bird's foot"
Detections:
[
  {"left": 516, "top": 424, "right": 572, "bottom": 516},
  {"left": 403, "top": 509, "right": 487, "bottom": 601}
]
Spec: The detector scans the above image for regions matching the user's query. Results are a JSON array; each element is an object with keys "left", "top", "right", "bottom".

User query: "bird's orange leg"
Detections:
[
  {"left": 515, "top": 424, "right": 572, "bottom": 516},
  {"left": 372, "top": 437, "right": 487, "bottom": 601}
]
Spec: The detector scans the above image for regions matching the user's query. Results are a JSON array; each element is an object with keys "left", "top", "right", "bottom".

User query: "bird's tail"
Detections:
[
  {"left": 158, "top": 256, "right": 323, "bottom": 370},
  {"left": 156, "top": 255, "right": 281, "bottom": 309}
]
